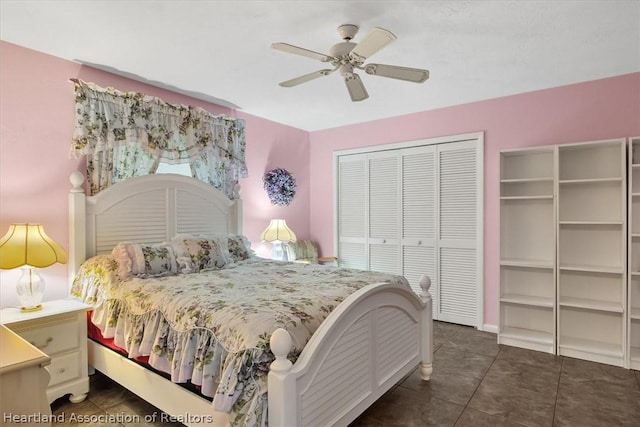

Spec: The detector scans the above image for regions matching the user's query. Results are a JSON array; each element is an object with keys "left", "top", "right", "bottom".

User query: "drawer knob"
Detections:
[
  {"left": 57, "top": 368, "right": 66, "bottom": 374},
  {"left": 30, "top": 337, "right": 53, "bottom": 349}
]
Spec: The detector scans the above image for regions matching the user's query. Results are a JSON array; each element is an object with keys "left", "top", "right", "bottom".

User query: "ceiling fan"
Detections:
[{"left": 271, "top": 24, "right": 429, "bottom": 102}]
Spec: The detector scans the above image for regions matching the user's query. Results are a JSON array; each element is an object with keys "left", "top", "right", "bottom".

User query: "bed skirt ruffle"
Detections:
[{"left": 90, "top": 299, "right": 267, "bottom": 425}]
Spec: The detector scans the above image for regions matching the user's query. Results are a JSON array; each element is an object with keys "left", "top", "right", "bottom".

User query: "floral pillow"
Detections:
[
  {"left": 111, "top": 242, "right": 178, "bottom": 279},
  {"left": 227, "top": 235, "right": 255, "bottom": 262},
  {"left": 171, "top": 236, "right": 229, "bottom": 273},
  {"left": 283, "top": 240, "right": 318, "bottom": 264}
]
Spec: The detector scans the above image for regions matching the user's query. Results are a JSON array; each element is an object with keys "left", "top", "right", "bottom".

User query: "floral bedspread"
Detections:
[{"left": 71, "top": 256, "right": 410, "bottom": 426}]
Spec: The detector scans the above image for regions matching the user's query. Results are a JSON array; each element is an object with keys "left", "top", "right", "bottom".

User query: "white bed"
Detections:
[{"left": 68, "top": 171, "right": 433, "bottom": 427}]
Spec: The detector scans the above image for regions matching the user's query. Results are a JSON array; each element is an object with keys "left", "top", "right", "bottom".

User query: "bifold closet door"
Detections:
[
  {"left": 337, "top": 152, "right": 403, "bottom": 273},
  {"left": 436, "top": 141, "right": 480, "bottom": 326},
  {"left": 401, "top": 146, "right": 438, "bottom": 311},
  {"left": 336, "top": 137, "right": 482, "bottom": 327},
  {"left": 368, "top": 151, "right": 400, "bottom": 275},
  {"left": 337, "top": 155, "right": 367, "bottom": 270}
]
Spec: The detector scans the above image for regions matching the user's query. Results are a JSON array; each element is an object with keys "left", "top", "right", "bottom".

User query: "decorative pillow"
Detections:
[
  {"left": 171, "top": 236, "right": 229, "bottom": 273},
  {"left": 227, "top": 235, "right": 255, "bottom": 262},
  {"left": 283, "top": 240, "right": 318, "bottom": 264},
  {"left": 111, "top": 242, "right": 178, "bottom": 279},
  {"left": 211, "top": 235, "right": 234, "bottom": 265}
]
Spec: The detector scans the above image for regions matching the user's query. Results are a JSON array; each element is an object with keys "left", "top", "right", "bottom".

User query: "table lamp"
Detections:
[
  {"left": 259, "top": 219, "right": 296, "bottom": 260},
  {"left": 0, "top": 223, "right": 68, "bottom": 312}
]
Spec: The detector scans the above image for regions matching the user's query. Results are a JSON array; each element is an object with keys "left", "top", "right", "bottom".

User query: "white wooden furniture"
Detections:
[
  {"left": 0, "top": 325, "right": 51, "bottom": 427},
  {"left": 557, "top": 139, "right": 627, "bottom": 367},
  {"left": 0, "top": 299, "right": 90, "bottom": 403},
  {"left": 68, "top": 172, "right": 433, "bottom": 427},
  {"left": 498, "top": 146, "right": 556, "bottom": 353},
  {"left": 498, "top": 138, "right": 628, "bottom": 368},
  {"left": 334, "top": 132, "right": 483, "bottom": 328},
  {"left": 628, "top": 136, "right": 640, "bottom": 370}
]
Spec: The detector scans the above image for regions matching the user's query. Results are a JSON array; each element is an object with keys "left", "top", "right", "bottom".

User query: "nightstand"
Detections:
[
  {"left": 0, "top": 325, "right": 52, "bottom": 426},
  {"left": 1, "top": 299, "right": 90, "bottom": 404}
]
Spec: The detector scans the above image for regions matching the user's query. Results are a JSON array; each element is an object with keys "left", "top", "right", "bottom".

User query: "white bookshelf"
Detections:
[
  {"left": 499, "top": 147, "right": 556, "bottom": 353},
  {"left": 557, "top": 139, "right": 626, "bottom": 367},
  {"left": 499, "top": 139, "right": 633, "bottom": 368},
  {"left": 628, "top": 137, "right": 640, "bottom": 370}
]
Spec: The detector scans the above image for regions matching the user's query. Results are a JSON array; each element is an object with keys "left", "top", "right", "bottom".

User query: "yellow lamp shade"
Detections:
[
  {"left": 0, "top": 223, "right": 68, "bottom": 269},
  {"left": 259, "top": 219, "right": 297, "bottom": 243}
]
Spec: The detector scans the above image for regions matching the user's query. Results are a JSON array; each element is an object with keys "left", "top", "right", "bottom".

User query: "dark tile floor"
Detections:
[{"left": 51, "top": 321, "right": 640, "bottom": 426}]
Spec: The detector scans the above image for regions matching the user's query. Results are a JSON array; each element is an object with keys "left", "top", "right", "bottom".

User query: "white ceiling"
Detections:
[{"left": 1, "top": 1, "right": 639, "bottom": 132}]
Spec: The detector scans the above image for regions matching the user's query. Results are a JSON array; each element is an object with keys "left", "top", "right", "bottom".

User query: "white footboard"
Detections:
[{"left": 269, "top": 276, "right": 433, "bottom": 427}]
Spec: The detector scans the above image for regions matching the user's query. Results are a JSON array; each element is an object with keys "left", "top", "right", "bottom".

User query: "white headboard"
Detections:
[{"left": 68, "top": 172, "right": 242, "bottom": 286}]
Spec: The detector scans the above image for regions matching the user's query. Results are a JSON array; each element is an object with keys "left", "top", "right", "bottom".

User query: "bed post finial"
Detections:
[
  {"left": 70, "top": 171, "right": 85, "bottom": 192},
  {"left": 419, "top": 274, "right": 432, "bottom": 301},
  {"left": 270, "top": 328, "right": 292, "bottom": 372},
  {"left": 419, "top": 274, "right": 433, "bottom": 381},
  {"left": 268, "top": 328, "right": 296, "bottom": 426}
]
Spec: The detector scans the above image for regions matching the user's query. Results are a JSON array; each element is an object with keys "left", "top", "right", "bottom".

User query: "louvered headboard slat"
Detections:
[{"left": 69, "top": 173, "right": 242, "bottom": 286}]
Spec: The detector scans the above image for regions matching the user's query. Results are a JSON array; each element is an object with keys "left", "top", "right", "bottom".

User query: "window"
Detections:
[{"left": 155, "top": 162, "right": 192, "bottom": 177}]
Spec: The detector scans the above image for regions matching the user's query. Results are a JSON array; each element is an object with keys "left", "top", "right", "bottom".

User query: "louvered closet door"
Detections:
[
  {"left": 335, "top": 134, "right": 482, "bottom": 328},
  {"left": 338, "top": 155, "right": 367, "bottom": 269},
  {"left": 437, "top": 141, "right": 479, "bottom": 326},
  {"left": 368, "top": 152, "right": 400, "bottom": 274},
  {"left": 401, "top": 146, "right": 438, "bottom": 310}
]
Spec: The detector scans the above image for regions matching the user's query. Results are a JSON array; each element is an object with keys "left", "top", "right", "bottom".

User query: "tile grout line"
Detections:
[
  {"left": 443, "top": 325, "right": 471, "bottom": 426},
  {"left": 450, "top": 331, "right": 503, "bottom": 426},
  {"left": 550, "top": 355, "right": 565, "bottom": 427}
]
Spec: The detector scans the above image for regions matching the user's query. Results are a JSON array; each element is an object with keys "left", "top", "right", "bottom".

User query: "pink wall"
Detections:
[
  {"left": 0, "top": 41, "right": 310, "bottom": 306},
  {"left": 3, "top": 40, "right": 639, "bottom": 329},
  {"left": 236, "top": 112, "right": 311, "bottom": 258},
  {"left": 309, "top": 72, "right": 640, "bottom": 328}
]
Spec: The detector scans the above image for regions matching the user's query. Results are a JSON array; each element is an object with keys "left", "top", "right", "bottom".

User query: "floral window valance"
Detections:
[{"left": 70, "top": 79, "right": 247, "bottom": 198}]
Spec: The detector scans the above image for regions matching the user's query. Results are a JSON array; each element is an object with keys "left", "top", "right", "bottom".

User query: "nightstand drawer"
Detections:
[
  {"left": 47, "top": 352, "right": 81, "bottom": 387},
  {"left": 1, "top": 299, "right": 90, "bottom": 405},
  {"left": 14, "top": 316, "right": 79, "bottom": 355}
]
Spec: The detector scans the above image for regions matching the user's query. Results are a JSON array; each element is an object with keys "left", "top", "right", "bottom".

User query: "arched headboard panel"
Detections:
[{"left": 69, "top": 172, "right": 242, "bottom": 288}]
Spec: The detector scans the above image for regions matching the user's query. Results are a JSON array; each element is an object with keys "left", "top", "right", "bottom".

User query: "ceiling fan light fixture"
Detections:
[
  {"left": 339, "top": 63, "right": 355, "bottom": 76},
  {"left": 271, "top": 24, "right": 429, "bottom": 101},
  {"left": 329, "top": 41, "right": 357, "bottom": 59}
]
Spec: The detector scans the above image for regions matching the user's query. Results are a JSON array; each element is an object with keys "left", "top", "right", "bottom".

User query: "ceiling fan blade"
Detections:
[
  {"left": 344, "top": 74, "right": 369, "bottom": 102},
  {"left": 271, "top": 42, "right": 333, "bottom": 62},
  {"left": 349, "top": 27, "right": 397, "bottom": 61},
  {"left": 279, "top": 69, "right": 335, "bottom": 87},
  {"left": 364, "top": 63, "right": 429, "bottom": 83}
]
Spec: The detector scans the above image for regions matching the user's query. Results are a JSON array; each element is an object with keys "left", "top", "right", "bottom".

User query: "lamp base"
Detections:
[
  {"left": 20, "top": 304, "right": 42, "bottom": 313},
  {"left": 271, "top": 242, "right": 289, "bottom": 261},
  {"left": 16, "top": 267, "right": 45, "bottom": 313}
]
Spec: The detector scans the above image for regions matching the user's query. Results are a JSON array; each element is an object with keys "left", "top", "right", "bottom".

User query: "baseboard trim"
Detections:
[{"left": 482, "top": 324, "right": 498, "bottom": 334}]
